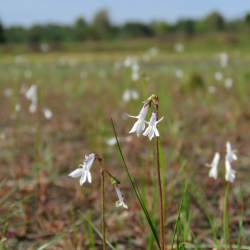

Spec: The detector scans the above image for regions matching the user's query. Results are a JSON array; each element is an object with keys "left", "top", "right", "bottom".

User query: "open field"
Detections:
[{"left": 0, "top": 38, "right": 250, "bottom": 249}]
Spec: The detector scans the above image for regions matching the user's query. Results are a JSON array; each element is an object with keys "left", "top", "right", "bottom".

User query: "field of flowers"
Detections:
[{"left": 0, "top": 39, "right": 250, "bottom": 249}]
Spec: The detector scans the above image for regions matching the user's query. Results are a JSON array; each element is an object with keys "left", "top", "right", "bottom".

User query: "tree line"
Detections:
[{"left": 1, "top": 10, "right": 250, "bottom": 44}]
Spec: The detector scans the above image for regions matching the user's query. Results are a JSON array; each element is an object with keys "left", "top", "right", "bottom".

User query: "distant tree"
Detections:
[
  {"left": 44, "top": 24, "right": 65, "bottom": 42},
  {"left": 74, "top": 17, "right": 88, "bottom": 41},
  {"left": 245, "top": 13, "right": 250, "bottom": 29},
  {"left": 28, "top": 25, "right": 45, "bottom": 43},
  {"left": 150, "top": 21, "right": 170, "bottom": 35},
  {"left": 5, "top": 26, "right": 27, "bottom": 43},
  {"left": 174, "top": 19, "right": 195, "bottom": 34},
  {"left": 120, "top": 22, "right": 153, "bottom": 38},
  {"left": 92, "top": 9, "right": 112, "bottom": 39},
  {"left": 195, "top": 11, "right": 225, "bottom": 33},
  {"left": 0, "top": 21, "right": 5, "bottom": 43},
  {"left": 226, "top": 19, "right": 244, "bottom": 32}
]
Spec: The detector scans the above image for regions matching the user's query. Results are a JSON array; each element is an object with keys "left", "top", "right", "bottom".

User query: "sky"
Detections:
[{"left": 1, "top": 0, "right": 250, "bottom": 27}]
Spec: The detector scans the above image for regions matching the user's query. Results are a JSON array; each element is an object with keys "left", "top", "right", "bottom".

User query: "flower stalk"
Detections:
[{"left": 153, "top": 96, "right": 165, "bottom": 250}]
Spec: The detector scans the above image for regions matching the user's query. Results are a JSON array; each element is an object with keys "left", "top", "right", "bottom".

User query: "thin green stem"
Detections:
[
  {"left": 154, "top": 96, "right": 165, "bottom": 250},
  {"left": 224, "top": 182, "right": 231, "bottom": 250}
]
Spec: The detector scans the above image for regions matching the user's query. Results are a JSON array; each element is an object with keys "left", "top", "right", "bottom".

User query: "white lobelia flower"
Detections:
[
  {"left": 225, "top": 159, "right": 236, "bottom": 183},
  {"left": 226, "top": 141, "right": 237, "bottom": 162},
  {"left": 25, "top": 85, "right": 37, "bottom": 103},
  {"left": 42, "top": 108, "right": 52, "bottom": 119},
  {"left": 127, "top": 104, "right": 149, "bottom": 137},
  {"left": 205, "top": 152, "right": 220, "bottom": 179},
  {"left": 69, "top": 153, "right": 96, "bottom": 185},
  {"left": 143, "top": 112, "right": 164, "bottom": 140},
  {"left": 114, "top": 184, "right": 128, "bottom": 209}
]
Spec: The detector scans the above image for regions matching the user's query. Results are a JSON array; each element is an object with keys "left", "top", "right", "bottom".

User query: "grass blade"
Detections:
[
  {"left": 189, "top": 176, "right": 220, "bottom": 250},
  {"left": 171, "top": 181, "right": 188, "bottom": 250},
  {"left": 237, "top": 185, "right": 244, "bottom": 250},
  {"left": 223, "top": 183, "right": 229, "bottom": 250},
  {"left": 78, "top": 210, "right": 116, "bottom": 250},
  {"left": 111, "top": 117, "right": 161, "bottom": 250}
]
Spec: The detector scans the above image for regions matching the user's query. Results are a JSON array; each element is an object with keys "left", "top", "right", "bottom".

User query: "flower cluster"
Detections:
[
  {"left": 127, "top": 102, "right": 163, "bottom": 140},
  {"left": 69, "top": 152, "right": 128, "bottom": 209},
  {"left": 205, "top": 141, "right": 237, "bottom": 183}
]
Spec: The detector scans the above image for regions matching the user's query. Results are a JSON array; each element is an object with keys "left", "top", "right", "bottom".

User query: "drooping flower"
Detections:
[
  {"left": 127, "top": 104, "right": 149, "bottom": 137},
  {"left": 143, "top": 112, "right": 164, "bottom": 140},
  {"left": 114, "top": 183, "right": 128, "bottom": 209},
  {"left": 226, "top": 141, "right": 237, "bottom": 162},
  {"left": 225, "top": 159, "right": 236, "bottom": 183},
  {"left": 42, "top": 108, "right": 52, "bottom": 119},
  {"left": 205, "top": 152, "right": 220, "bottom": 179},
  {"left": 69, "top": 153, "right": 96, "bottom": 185}
]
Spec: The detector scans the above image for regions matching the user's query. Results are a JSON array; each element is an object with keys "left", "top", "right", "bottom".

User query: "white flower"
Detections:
[
  {"left": 174, "top": 43, "right": 185, "bottom": 52},
  {"left": 29, "top": 102, "right": 37, "bottom": 113},
  {"left": 224, "top": 78, "right": 233, "bottom": 89},
  {"left": 225, "top": 159, "right": 236, "bottom": 183},
  {"left": 175, "top": 69, "right": 183, "bottom": 78},
  {"left": 4, "top": 88, "right": 13, "bottom": 97},
  {"left": 143, "top": 112, "right": 163, "bottom": 140},
  {"left": 205, "top": 152, "right": 220, "bottom": 179},
  {"left": 208, "top": 85, "right": 216, "bottom": 94},
  {"left": 69, "top": 153, "right": 96, "bottom": 185},
  {"left": 131, "top": 89, "right": 139, "bottom": 100},
  {"left": 15, "top": 103, "right": 21, "bottom": 112},
  {"left": 114, "top": 184, "right": 128, "bottom": 209},
  {"left": 24, "top": 69, "right": 32, "bottom": 78},
  {"left": 214, "top": 72, "right": 223, "bottom": 81},
  {"left": 122, "top": 89, "right": 131, "bottom": 102},
  {"left": 127, "top": 105, "right": 149, "bottom": 137},
  {"left": 106, "top": 137, "right": 118, "bottom": 146},
  {"left": 25, "top": 85, "right": 37, "bottom": 103},
  {"left": 42, "top": 108, "right": 52, "bottom": 119},
  {"left": 226, "top": 141, "right": 237, "bottom": 162}
]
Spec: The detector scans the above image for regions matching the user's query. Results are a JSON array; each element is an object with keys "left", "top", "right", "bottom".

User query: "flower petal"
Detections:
[
  {"left": 136, "top": 120, "right": 145, "bottom": 137},
  {"left": 127, "top": 114, "right": 139, "bottom": 119},
  {"left": 80, "top": 171, "right": 87, "bottom": 185},
  {"left": 129, "top": 120, "right": 139, "bottom": 133},
  {"left": 143, "top": 127, "right": 150, "bottom": 136},
  {"left": 149, "top": 128, "right": 154, "bottom": 140},
  {"left": 156, "top": 116, "right": 164, "bottom": 124},
  {"left": 69, "top": 168, "right": 83, "bottom": 178},
  {"left": 154, "top": 127, "right": 160, "bottom": 137},
  {"left": 87, "top": 171, "right": 92, "bottom": 183}
]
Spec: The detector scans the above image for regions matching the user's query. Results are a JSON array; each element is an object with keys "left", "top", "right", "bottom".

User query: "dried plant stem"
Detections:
[
  {"left": 224, "top": 182, "right": 232, "bottom": 250},
  {"left": 154, "top": 96, "right": 165, "bottom": 250},
  {"left": 97, "top": 156, "right": 107, "bottom": 250}
]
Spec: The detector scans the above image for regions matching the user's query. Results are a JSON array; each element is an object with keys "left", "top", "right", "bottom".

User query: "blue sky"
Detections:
[{"left": 1, "top": 0, "right": 250, "bottom": 27}]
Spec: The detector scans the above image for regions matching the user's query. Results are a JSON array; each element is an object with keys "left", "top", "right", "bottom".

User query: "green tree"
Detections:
[
  {"left": 74, "top": 17, "right": 88, "bottom": 41},
  {"left": 120, "top": 22, "right": 153, "bottom": 38},
  {"left": 5, "top": 26, "right": 27, "bottom": 43},
  {"left": 0, "top": 21, "right": 5, "bottom": 43},
  {"left": 150, "top": 21, "right": 170, "bottom": 35},
  {"left": 92, "top": 9, "right": 112, "bottom": 39},
  {"left": 28, "top": 25, "right": 45, "bottom": 43},
  {"left": 245, "top": 13, "right": 250, "bottom": 29},
  {"left": 195, "top": 11, "right": 225, "bottom": 33}
]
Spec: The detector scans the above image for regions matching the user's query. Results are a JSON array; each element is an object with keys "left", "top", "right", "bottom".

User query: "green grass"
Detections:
[{"left": 0, "top": 38, "right": 249, "bottom": 249}]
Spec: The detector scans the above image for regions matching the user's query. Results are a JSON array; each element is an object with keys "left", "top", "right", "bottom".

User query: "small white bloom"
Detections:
[
  {"left": 224, "top": 78, "right": 233, "bottom": 89},
  {"left": 69, "top": 153, "right": 96, "bottom": 185},
  {"left": 143, "top": 112, "right": 164, "bottom": 140},
  {"left": 132, "top": 63, "right": 139, "bottom": 72},
  {"left": 205, "top": 152, "right": 220, "bottom": 179},
  {"left": 122, "top": 89, "right": 131, "bottom": 102},
  {"left": 225, "top": 159, "right": 236, "bottom": 183},
  {"left": 42, "top": 108, "right": 52, "bottom": 119},
  {"left": 214, "top": 72, "right": 223, "bottom": 81},
  {"left": 226, "top": 141, "right": 237, "bottom": 162},
  {"left": 114, "top": 60, "right": 122, "bottom": 70},
  {"left": 149, "top": 47, "right": 159, "bottom": 56},
  {"left": 175, "top": 69, "right": 183, "bottom": 78},
  {"left": 15, "top": 103, "right": 21, "bottom": 112},
  {"left": 131, "top": 89, "right": 139, "bottom": 100},
  {"left": 114, "top": 184, "right": 128, "bottom": 209},
  {"left": 29, "top": 102, "right": 37, "bottom": 113},
  {"left": 25, "top": 85, "right": 37, "bottom": 102},
  {"left": 106, "top": 137, "right": 118, "bottom": 146},
  {"left": 40, "top": 43, "right": 49, "bottom": 52},
  {"left": 174, "top": 43, "right": 185, "bottom": 52},
  {"left": 132, "top": 72, "right": 139, "bottom": 81},
  {"left": 143, "top": 54, "right": 150, "bottom": 62},
  {"left": 127, "top": 105, "right": 149, "bottom": 137},
  {"left": 208, "top": 85, "right": 216, "bottom": 94},
  {"left": 4, "top": 88, "right": 13, "bottom": 97}
]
